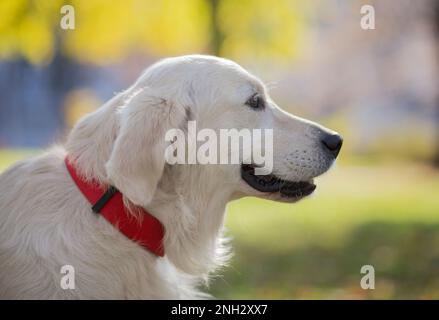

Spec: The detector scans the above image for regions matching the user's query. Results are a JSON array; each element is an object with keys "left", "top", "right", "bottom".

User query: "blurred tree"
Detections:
[
  {"left": 217, "top": 0, "right": 305, "bottom": 62},
  {"left": 0, "top": 0, "right": 306, "bottom": 65},
  {"left": 63, "top": 0, "right": 211, "bottom": 64},
  {"left": 0, "top": 0, "right": 307, "bottom": 146},
  {"left": 0, "top": 0, "right": 211, "bottom": 65},
  {"left": 208, "top": 0, "right": 223, "bottom": 55},
  {"left": 0, "top": 0, "right": 62, "bottom": 64}
]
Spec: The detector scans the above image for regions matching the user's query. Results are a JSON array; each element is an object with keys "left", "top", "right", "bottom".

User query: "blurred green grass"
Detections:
[
  {"left": 211, "top": 163, "right": 439, "bottom": 299},
  {"left": 0, "top": 149, "right": 39, "bottom": 172},
  {"left": 1, "top": 149, "right": 439, "bottom": 299}
]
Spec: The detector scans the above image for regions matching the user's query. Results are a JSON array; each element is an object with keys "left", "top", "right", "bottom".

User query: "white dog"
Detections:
[{"left": 0, "top": 55, "right": 342, "bottom": 299}]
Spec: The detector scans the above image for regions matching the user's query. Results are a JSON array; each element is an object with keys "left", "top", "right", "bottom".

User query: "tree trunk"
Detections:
[{"left": 208, "top": 0, "right": 223, "bottom": 56}]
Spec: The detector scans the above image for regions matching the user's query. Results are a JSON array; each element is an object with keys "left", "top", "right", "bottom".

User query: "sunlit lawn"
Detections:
[
  {"left": 212, "top": 162, "right": 439, "bottom": 299},
  {"left": 0, "top": 149, "right": 39, "bottom": 172},
  {"left": 1, "top": 149, "right": 439, "bottom": 299}
]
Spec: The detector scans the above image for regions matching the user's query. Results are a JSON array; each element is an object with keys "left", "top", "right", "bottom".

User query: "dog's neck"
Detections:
[
  {"left": 65, "top": 96, "right": 231, "bottom": 277},
  {"left": 150, "top": 165, "right": 231, "bottom": 275}
]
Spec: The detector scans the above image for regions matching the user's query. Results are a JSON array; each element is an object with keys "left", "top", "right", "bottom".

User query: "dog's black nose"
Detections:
[{"left": 321, "top": 132, "right": 343, "bottom": 158}]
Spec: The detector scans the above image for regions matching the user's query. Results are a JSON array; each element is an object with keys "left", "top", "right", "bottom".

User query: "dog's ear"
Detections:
[{"left": 105, "top": 88, "right": 186, "bottom": 207}]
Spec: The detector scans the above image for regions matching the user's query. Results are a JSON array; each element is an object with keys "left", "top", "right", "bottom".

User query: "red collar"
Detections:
[{"left": 64, "top": 157, "right": 165, "bottom": 257}]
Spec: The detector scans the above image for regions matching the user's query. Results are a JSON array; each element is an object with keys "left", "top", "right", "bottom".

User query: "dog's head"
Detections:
[{"left": 105, "top": 55, "right": 342, "bottom": 207}]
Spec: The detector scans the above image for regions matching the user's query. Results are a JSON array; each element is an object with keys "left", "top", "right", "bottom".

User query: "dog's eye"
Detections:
[{"left": 246, "top": 94, "right": 264, "bottom": 110}]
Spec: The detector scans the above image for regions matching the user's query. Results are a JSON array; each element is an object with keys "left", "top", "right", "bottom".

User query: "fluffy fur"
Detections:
[{"left": 0, "top": 55, "right": 338, "bottom": 299}]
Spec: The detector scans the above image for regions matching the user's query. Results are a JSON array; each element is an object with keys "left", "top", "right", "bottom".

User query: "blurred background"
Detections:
[{"left": 1, "top": 0, "right": 439, "bottom": 299}]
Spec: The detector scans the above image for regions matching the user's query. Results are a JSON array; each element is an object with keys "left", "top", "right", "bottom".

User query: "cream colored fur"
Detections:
[{"left": 0, "top": 55, "right": 337, "bottom": 299}]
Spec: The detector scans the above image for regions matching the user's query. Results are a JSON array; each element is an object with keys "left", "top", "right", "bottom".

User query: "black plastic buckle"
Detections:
[{"left": 92, "top": 186, "right": 118, "bottom": 213}]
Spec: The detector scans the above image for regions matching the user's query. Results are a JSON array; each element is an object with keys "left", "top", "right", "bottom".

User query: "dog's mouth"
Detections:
[{"left": 240, "top": 164, "right": 316, "bottom": 198}]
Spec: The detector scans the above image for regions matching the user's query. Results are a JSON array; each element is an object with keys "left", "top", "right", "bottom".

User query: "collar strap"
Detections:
[{"left": 64, "top": 157, "right": 165, "bottom": 257}]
